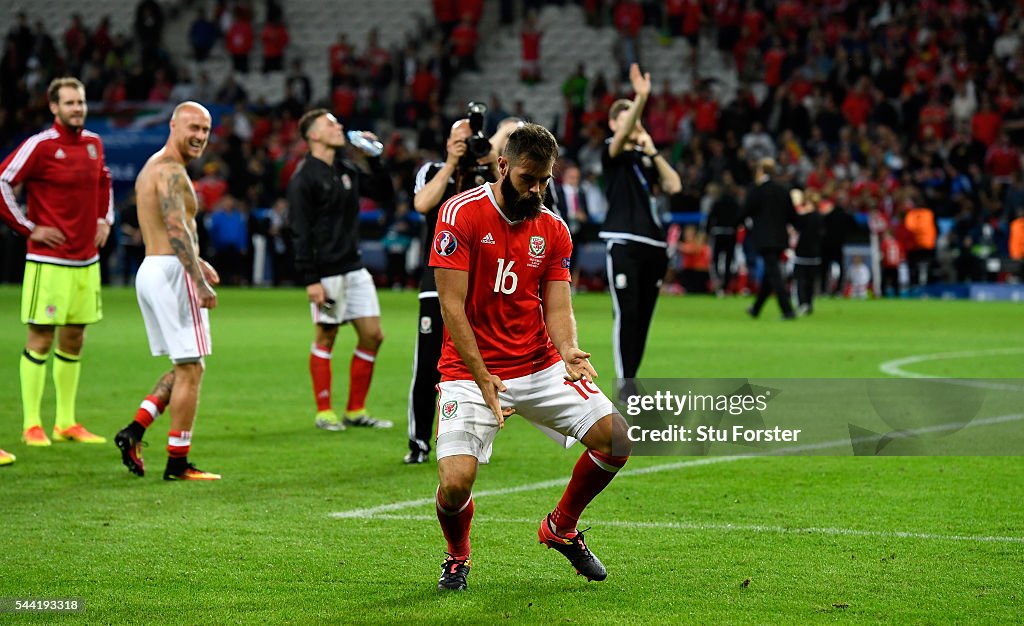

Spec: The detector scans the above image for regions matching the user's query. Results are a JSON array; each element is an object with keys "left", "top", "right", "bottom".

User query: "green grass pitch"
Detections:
[{"left": 0, "top": 285, "right": 1022, "bottom": 624}]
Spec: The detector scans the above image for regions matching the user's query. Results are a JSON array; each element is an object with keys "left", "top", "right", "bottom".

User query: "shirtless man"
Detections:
[{"left": 114, "top": 102, "right": 222, "bottom": 481}]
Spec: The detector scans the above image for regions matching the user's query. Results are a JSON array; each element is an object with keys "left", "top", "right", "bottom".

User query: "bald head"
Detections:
[
  {"left": 172, "top": 101, "right": 212, "bottom": 122},
  {"left": 492, "top": 117, "right": 524, "bottom": 158},
  {"left": 445, "top": 118, "right": 473, "bottom": 162},
  {"left": 497, "top": 117, "right": 523, "bottom": 132},
  {"left": 169, "top": 101, "right": 212, "bottom": 163}
]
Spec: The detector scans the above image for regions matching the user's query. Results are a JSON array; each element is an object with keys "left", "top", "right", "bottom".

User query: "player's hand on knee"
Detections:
[
  {"left": 562, "top": 348, "right": 597, "bottom": 382},
  {"left": 490, "top": 402, "right": 515, "bottom": 429},
  {"left": 477, "top": 374, "right": 513, "bottom": 428}
]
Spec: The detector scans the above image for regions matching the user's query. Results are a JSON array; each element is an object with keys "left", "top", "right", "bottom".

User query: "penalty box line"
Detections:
[
  {"left": 364, "top": 513, "right": 1024, "bottom": 545},
  {"left": 330, "top": 413, "right": 1024, "bottom": 520}
]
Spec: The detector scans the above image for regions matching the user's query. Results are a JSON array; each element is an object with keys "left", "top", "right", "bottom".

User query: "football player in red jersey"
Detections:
[
  {"left": 430, "top": 123, "right": 631, "bottom": 590},
  {"left": 0, "top": 77, "right": 112, "bottom": 447}
]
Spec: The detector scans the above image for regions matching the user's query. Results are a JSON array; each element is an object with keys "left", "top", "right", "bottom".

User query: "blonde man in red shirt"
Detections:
[{"left": 0, "top": 77, "right": 112, "bottom": 446}]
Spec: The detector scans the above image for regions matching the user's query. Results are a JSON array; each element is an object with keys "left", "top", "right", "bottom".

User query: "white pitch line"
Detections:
[
  {"left": 331, "top": 413, "right": 1024, "bottom": 520},
  {"left": 363, "top": 513, "right": 1024, "bottom": 545},
  {"left": 331, "top": 351, "right": 1022, "bottom": 521},
  {"left": 880, "top": 347, "right": 1024, "bottom": 391},
  {"left": 330, "top": 456, "right": 738, "bottom": 519}
]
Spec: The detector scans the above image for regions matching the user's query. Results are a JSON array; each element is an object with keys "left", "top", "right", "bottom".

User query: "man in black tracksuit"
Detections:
[
  {"left": 288, "top": 109, "right": 395, "bottom": 431},
  {"left": 404, "top": 118, "right": 500, "bottom": 464},
  {"left": 820, "top": 199, "right": 853, "bottom": 295},
  {"left": 704, "top": 178, "right": 743, "bottom": 295},
  {"left": 744, "top": 158, "right": 796, "bottom": 320},
  {"left": 793, "top": 191, "right": 823, "bottom": 315},
  {"left": 600, "top": 64, "right": 682, "bottom": 387}
]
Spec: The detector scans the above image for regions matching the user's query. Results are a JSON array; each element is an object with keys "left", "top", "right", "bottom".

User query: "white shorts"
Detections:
[
  {"left": 436, "top": 361, "right": 616, "bottom": 463},
  {"left": 311, "top": 268, "right": 380, "bottom": 325},
  {"left": 136, "top": 256, "right": 212, "bottom": 363}
]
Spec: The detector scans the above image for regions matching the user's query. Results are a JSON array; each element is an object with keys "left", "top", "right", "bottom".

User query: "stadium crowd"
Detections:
[{"left": 2, "top": 0, "right": 1024, "bottom": 295}]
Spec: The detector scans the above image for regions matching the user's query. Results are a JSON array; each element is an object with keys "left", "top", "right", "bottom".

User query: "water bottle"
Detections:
[{"left": 346, "top": 130, "right": 384, "bottom": 157}]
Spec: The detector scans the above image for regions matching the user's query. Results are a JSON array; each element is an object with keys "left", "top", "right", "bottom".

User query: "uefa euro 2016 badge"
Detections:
[
  {"left": 86, "top": 144, "right": 97, "bottom": 159},
  {"left": 434, "top": 230, "right": 457, "bottom": 257},
  {"left": 341, "top": 173, "right": 352, "bottom": 190},
  {"left": 420, "top": 315, "right": 432, "bottom": 334},
  {"left": 440, "top": 400, "right": 458, "bottom": 421},
  {"left": 528, "top": 236, "right": 546, "bottom": 257}
]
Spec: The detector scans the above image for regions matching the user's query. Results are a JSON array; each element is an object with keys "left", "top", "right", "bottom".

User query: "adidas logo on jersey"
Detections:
[
  {"left": 54, "top": 148, "right": 66, "bottom": 159},
  {"left": 481, "top": 232, "right": 495, "bottom": 245}
]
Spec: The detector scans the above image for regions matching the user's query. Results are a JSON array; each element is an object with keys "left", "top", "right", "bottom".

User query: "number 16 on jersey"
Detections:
[{"left": 493, "top": 258, "right": 518, "bottom": 294}]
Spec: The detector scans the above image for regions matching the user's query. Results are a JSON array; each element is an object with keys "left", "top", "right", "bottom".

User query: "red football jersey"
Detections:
[
  {"left": 0, "top": 122, "right": 112, "bottom": 265},
  {"left": 430, "top": 183, "right": 572, "bottom": 381}
]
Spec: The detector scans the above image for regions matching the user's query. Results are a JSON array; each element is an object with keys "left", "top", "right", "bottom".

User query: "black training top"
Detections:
[
  {"left": 598, "top": 139, "right": 667, "bottom": 248},
  {"left": 794, "top": 210, "right": 824, "bottom": 261},
  {"left": 288, "top": 152, "right": 393, "bottom": 286}
]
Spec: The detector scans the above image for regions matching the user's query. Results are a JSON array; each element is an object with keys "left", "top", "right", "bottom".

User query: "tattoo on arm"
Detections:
[{"left": 158, "top": 166, "right": 206, "bottom": 287}]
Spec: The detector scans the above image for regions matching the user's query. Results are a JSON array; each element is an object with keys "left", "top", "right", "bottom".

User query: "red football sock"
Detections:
[
  {"left": 134, "top": 394, "right": 166, "bottom": 429},
  {"left": 551, "top": 449, "right": 629, "bottom": 536},
  {"left": 436, "top": 488, "right": 474, "bottom": 558},
  {"left": 346, "top": 348, "right": 377, "bottom": 413},
  {"left": 309, "top": 343, "right": 333, "bottom": 412},
  {"left": 167, "top": 430, "right": 192, "bottom": 458}
]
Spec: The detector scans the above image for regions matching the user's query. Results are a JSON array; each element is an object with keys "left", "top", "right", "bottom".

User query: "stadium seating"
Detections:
[
  {"left": 449, "top": 3, "right": 738, "bottom": 129},
  {"left": 0, "top": 0, "right": 156, "bottom": 46},
  {"left": 160, "top": 0, "right": 432, "bottom": 105}
]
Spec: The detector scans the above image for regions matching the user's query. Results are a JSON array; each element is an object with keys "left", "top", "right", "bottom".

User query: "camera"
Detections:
[{"left": 460, "top": 101, "right": 492, "bottom": 168}]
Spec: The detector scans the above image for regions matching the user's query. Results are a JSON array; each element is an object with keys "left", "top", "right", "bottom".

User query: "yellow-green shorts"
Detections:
[{"left": 21, "top": 261, "right": 103, "bottom": 325}]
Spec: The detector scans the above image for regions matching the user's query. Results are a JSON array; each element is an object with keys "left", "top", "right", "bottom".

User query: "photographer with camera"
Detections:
[{"left": 403, "top": 104, "right": 517, "bottom": 464}]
